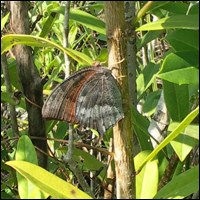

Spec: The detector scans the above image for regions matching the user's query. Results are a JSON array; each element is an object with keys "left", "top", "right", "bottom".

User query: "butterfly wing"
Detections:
[
  {"left": 42, "top": 68, "right": 97, "bottom": 123},
  {"left": 75, "top": 68, "right": 124, "bottom": 135}
]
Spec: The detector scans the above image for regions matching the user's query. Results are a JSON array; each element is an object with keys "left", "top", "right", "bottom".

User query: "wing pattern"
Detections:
[{"left": 42, "top": 67, "right": 124, "bottom": 135}]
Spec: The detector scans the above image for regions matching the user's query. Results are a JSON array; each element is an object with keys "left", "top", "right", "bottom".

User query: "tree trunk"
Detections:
[
  {"left": 124, "top": 1, "right": 137, "bottom": 106},
  {"left": 105, "top": 1, "right": 135, "bottom": 199},
  {"left": 10, "top": 1, "right": 47, "bottom": 168}
]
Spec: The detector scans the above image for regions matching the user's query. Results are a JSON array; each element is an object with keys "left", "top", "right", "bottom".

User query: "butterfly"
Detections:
[{"left": 42, "top": 66, "right": 124, "bottom": 136}]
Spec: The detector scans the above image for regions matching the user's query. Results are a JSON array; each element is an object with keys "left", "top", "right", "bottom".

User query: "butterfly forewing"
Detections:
[{"left": 42, "top": 69, "right": 97, "bottom": 123}]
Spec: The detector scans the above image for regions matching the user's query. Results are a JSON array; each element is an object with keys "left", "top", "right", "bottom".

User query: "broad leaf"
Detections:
[
  {"left": 136, "top": 15, "right": 199, "bottom": 31},
  {"left": 16, "top": 135, "right": 48, "bottom": 199},
  {"left": 166, "top": 30, "right": 199, "bottom": 52},
  {"left": 158, "top": 67, "right": 199, "bottom": 85},
  {"left": 6, "top": 161, "right": 92, "bottom": 199},
  {"left": 170, "top": 123, "right": 199, "bottom": 161},
  {"left": 136, "top": 159, "right": 158, "bottom": 199},
  {"left": 154, "top": 165, "right": 199, "bottom": 199}
]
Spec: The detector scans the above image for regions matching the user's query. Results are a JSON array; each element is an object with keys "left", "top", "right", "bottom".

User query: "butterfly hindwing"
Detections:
[{"left": 75, "top": 68, "right": 124, "bottom": 135}]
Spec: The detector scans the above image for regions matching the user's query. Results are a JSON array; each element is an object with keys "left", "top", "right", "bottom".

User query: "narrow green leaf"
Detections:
[
  {"left": 154, "top": 165, "right": 199, "bottom": 199},
  {"left": 6, "top": 161, "right": 92, "bottom": 199},
  {"left": 1, "top": 34, "right": 93, "bottom": 66},
  {"left": 51, "top": 7, "right": 106, "bottom": 35},
  {"left": 70, "top": 9, "right": 106, "bottom": 35},
  {"left": 136, "top": 15, "right": 199, "bottom": 31},
  {"left": 1, "top": 12, "right": 10, "bottom": 31},
  {"left": 137, "top": 106, "right": 199, "bottom": 172},
  {"left": 39, "top": 12, "right": 57, "bottom": 38}
]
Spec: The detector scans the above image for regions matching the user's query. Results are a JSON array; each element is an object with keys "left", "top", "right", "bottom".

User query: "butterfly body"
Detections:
[{"left": 42, "top": 66, "right": 124, "bottom": 135}]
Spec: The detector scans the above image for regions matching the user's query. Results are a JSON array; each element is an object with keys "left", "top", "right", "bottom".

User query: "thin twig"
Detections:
[
  {"left": 61, "top": 1, "right": 94, "bottom": 197},
  {"left": 63, "top": 1, "right": 71, "bottom": 78}
]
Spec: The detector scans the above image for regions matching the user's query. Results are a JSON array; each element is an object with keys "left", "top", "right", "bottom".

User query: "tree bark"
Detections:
[
  {"left": 124, "top": 1, "right": 137, "bottom": 105},
  {"left": 105, "top": 1, "right": 135, "bottom": 199},
  {"left": 10, "top": 1, "right": 47, "bottom": 168}
]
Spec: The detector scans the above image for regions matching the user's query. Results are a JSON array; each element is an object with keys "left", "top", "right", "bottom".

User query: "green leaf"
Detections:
[
  {"left": 143, "top": 90, "right": 161, "bottom": 116},
  {"left": 147, "top": 1, "right": 171, "bottom": 12},
  {"left": 136, "top": 160, "right": 158, "bottom": 199},
  {"left": 166, "top": 30, "right": 199, "bottom": 52},
  {"left": 39, "top": 12, "right": 57, "bottom": 38},
  {"left": 131, "top": 106, "right": 153, "bottom": 151},
  {"left": 136, "top": 15, "right": 199, "bottom": 31},
  {"left": 134, "top": 150, "right": 151, "bottom": 171},
  {"left": 1, "top": 34, "right": 93, "bottom": 66},
  {"left": 57, "top": 146, "right": 106, "bottom": 179},
  {"left": 7, "top": 58, "right": 22, "bottom": 90},
  {"left": 136, "top": 62, "right": 160, "bottom": 99},
  {"left": 16, "top": 135, "right": 38, "bottom": 163},
  {"left": 158, "top": 53, "right": 193, "bottom": 121},
  {"left": 1, "top": 12, "right": 10, "bottom": 31},
  {"left": 137, "top": 106, "right": 199, "bottom": 171},
  {"left": 159, "top": 52, "right": 194, "bottom": 75},
  {"left": 70, "top": 9, "right": 106, "bottom": 35},
  {"left": 0, "top": 192, "right": 14, "bottom": 199},
  {"left": 1, "top": 92, "right": 16, "bottom": 105},
  {"left": 175, "top": 51, "right": 199, "bottom": 67},
  {"left": 73, "top": 148, "right": 105, "bottom": 175},
  {"left": 170, "top": 123, "right": 199, "bottom": 161},
  {"left": 188, "top": 2, "right": 199, "bottom": 15},
  {"left": 158, "top": 67, "right": 199, "bottom": 85},
  {"left": 137, "top": 30, "right": 163, "bottom": 50},
  {"left": 69, "top": 24, "right": 78, "bottom": 46},
  {"left": 154, "top": 165, "right": 199, "bottom": 199},
  {"left": 163, "top": 82, "right": 189, "bottom": 121},
  {"left": 51, "top": 7, "right": 106, "bottom": 35},
  {"left": 16, "top": 135, "right": 48, "bottom": 199},
  {"left": 160, "top": 2, "right": 189, "bottom": 14},
  {"left": 6, "top": 161, "right": 92, "bottom": 199}
]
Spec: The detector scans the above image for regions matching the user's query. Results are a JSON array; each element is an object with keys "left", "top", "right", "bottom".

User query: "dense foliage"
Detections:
[{"left": 1, "top": 1, "right": 199, "bottom": 199}]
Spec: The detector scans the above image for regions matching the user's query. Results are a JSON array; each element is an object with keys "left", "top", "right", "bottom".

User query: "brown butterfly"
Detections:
[{"left": 42, "top": 66, "right": 124, "bottom": 135}]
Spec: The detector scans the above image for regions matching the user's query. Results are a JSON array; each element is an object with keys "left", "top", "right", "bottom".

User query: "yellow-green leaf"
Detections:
[
  {"left": 6, "top": 161, "right": 92, "bottom": 199},
  {"left": 1, "top": 34, "right": 93, "bottom": 66}
]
